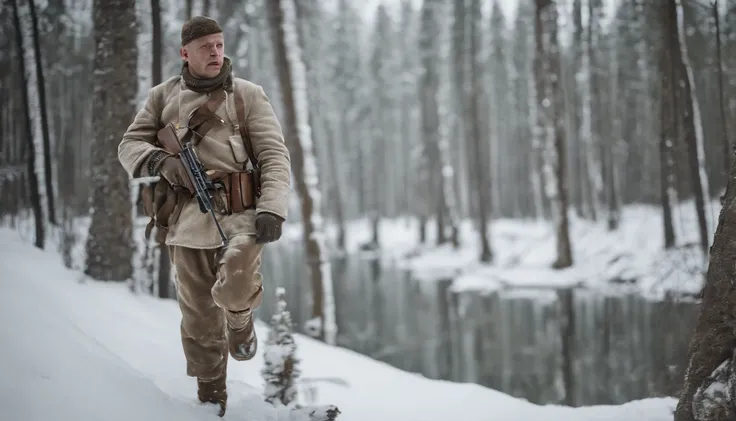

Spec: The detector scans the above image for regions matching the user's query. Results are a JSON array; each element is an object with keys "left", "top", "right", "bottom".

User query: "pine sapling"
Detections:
[{"left": 262, "top": 287, "right": 301, "bottom": 408}]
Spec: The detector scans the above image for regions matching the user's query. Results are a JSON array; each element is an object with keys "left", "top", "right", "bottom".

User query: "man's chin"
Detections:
[{"left": 204, "top": 67, "right": 221, "bottom": 77}]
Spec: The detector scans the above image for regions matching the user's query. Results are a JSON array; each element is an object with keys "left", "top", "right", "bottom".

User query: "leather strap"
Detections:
[
  {"left": 186, "top": 90, "right": 227, "bottom": 144},
  {"left": 234, "top": 86, "right": 258, "bottom": 170},
  {"left": 229, "top": 173, "right": 245, "bottom": 213}
]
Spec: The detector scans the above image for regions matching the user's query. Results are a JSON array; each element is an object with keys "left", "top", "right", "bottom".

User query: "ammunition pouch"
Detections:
[
  {"left": 210, "top": 169, "right": 261, "bottom": 215},
  {"left": 142, "top": 180, "right": 191, "bottom": 244}
]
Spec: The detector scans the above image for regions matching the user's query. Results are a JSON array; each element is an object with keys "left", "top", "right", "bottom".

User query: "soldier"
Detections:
[{"left": 117, "top": 16, "right": 291, "bottom": 416}]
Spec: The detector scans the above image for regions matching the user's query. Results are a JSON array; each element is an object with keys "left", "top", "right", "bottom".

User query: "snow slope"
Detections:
[{"left": 0, "top": 227, "right": 678, "bottom": 421}]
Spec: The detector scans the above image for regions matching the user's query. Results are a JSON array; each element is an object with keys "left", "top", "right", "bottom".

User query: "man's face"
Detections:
[{"left": 180, "top": 33, "right": 225, "bottom": 79}]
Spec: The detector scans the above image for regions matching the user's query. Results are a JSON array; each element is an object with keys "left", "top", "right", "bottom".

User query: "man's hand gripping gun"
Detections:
[{"left": 157, "top": 123, "right": 229, "bottom": 248}]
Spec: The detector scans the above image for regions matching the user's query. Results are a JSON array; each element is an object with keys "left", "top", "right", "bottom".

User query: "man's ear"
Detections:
[{"left": 179, "top": 46, "right": 188, "bottom": 60}]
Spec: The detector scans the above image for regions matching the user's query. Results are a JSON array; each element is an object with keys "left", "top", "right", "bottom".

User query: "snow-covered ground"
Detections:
[{"left": 0, "top": 227, "right": 678, "bottom": 420}]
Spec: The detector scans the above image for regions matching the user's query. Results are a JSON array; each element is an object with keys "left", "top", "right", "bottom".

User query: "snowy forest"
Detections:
[{"left": 4, "top": 0, "right": 736, "bottom": 419}]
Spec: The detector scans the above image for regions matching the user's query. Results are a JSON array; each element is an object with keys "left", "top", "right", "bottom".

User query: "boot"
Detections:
[
  {"left": 197, "top": 374, "right": 227, "bottom": 417},
  {"left": 227, "top": 309, "right": 258, "bottom": 361}
]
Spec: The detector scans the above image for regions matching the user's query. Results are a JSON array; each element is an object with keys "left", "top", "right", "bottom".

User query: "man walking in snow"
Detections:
[{"left": 117, "top": 16, "right": 291, "bottom": 416}]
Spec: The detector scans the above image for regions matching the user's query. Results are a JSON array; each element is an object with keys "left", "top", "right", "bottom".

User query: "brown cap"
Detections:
[{"left": 181, "top": 16, "right": 223, "bottom": 46}]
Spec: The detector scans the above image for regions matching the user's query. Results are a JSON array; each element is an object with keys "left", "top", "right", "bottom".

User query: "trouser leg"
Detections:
[
  {"left": 169, "top": 244, "right": 227, "bottom": 380},
  {"left": 211, "top": 234, "right": 264, "bottom": 361},
  {"left": 211, "top": 234, "right": 265, "bottom": 314}
]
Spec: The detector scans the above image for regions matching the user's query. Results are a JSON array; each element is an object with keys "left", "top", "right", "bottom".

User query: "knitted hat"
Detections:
[{"left": 181, "top": 16, "right": 223, "bottom": 46}]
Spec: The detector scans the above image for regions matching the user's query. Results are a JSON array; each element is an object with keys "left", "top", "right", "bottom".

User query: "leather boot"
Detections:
[
  {"left": 197, "top": 373, "right": 227, "bottom": 417},
  {"left": 227, "top": 309, "right": 258, "bottom": 361}
]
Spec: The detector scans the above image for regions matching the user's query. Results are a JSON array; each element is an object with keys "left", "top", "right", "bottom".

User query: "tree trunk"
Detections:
[
  {"left": 659, "top": 1, "right": 678, "bottom": 249},
  {"left": 714, "top": 0, "right": 731, "bottom": 185},
  {"left": 670, "top": 0, "right": 712, "bottom": 256},
  {"left": 151, "top": 0, "right": 170, "bottom": 297},
  {"left": 468, "top": 0, "right": 492, "bottom": 262},
  {"left": 28, "top": 0, "right": 56, "bottom": 226},
  {"left": 532, "top": 0, "right": 550, "bottom": 223},
  {"left": 571, "top": 0, "right": 585, "bottom": 218},
  {"left": 267, "top": 0, "right": 336, "bottom": 345},
  {"left": 84, "top": 0, "right": 137, "bottom": 281},
  {"left": 674, "top": 148, "right": 736, "bottom": 421},
  {"left": 586, "top": 0, "right": 604, "bottom": 221},
  {"left": 11, "top": 0, "right": 44, "bottom": 249},
  {"left": 542, "top": 0, "right": 573, "bottom": 269},
  {"left": 151, "top": 0, "right": 162, "bottom": 86},
  {"left": 418, "top": 0, "right": 448, "bottom": 246}
]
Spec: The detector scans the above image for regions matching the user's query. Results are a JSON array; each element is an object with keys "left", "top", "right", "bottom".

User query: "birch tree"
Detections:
[
  {"left": 28, "top": 0, "right": 56, "bottom": 226},
  {"left": 267, "top": 0, "right": 337, "bottom": 345},
  {"left": 10, "top": 0, "right": 44, "bottom": 249}
]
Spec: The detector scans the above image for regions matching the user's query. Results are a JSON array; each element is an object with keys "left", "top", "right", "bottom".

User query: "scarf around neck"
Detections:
[{"left": 181, "top": 56, "right": 233, "bottom": 93}]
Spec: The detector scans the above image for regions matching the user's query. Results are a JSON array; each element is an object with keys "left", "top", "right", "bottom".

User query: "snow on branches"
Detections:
[{"left": 262, "top": 287, "right": 301, "bottom": 408}]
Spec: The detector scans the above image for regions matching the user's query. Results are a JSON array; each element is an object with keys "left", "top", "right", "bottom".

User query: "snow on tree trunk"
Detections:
[
  {"left": 84, "top": 0, "right": 137, "bottom": 281},
  {"left": 690, "top": 349, "right": 736, "bottom": 420},
  {"left": 268, "top": 0, "right": 337, "bottom": 345},
  {"left": 262, "top": 288, "right": 301, "bottom": 408}
]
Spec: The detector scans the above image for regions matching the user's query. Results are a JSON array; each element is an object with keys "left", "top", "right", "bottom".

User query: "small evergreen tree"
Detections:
[{"left": 262, "top": 287, "right": 301, "bottom": 408}]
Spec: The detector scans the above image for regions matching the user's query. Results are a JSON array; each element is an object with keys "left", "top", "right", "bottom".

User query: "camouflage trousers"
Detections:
[{"left": 168, "top": 235, "right": 264, "bottom": 380}]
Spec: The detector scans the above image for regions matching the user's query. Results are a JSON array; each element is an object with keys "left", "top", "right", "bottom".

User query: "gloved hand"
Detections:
[
  {"left": 255, "top": 212, "right": 284, "bottom": 244},
  {"left": 157, "top": 155, "right": 194, "bottom": 193}
]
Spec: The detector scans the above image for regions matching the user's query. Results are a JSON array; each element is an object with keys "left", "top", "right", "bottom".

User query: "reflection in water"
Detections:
[{"left": 256, "top": 239, "right": 699, "bottom": 407}]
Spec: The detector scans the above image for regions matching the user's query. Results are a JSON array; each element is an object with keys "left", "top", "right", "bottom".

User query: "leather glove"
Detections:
[
  {"left": 155, "top": 154, "right": 194, "bottom": 193},
  {"left": 255, "top": 212, "right": 284, "bottom": 244}
]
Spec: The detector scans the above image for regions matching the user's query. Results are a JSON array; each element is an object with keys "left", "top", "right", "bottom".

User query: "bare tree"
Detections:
[
  {"left": 417, "top": 0, "right": 449, "bottom": 245},
  {"left": 267, "top": 0, "right": 337, "bottom": 345},
  {"left": 714, "top": 0, "right": 731, "bottom": 181},
  {"left": 670, "top": 0, "right": 712, "bottom": 256},
  {"left": 673, "top": 148, "right": 736, "bottom": 421},
  {"left": 542, "top": 0, "right": 573, "bottom": 268},
  {"left": 28, "top": 0, "right": 55, "bottom": 226},
  {"left": 10, "top": 0, "right": 44, "bottom": 249},
  {"left": 84, "top": 0, "right": 137, "bottom": 281},
  {"left": 658, "top": 0, "right": 677, "bottom": 249},
  {"left": 467, "top": 0, "right": 492, "bottom": 262},
  {"left": 150, "top": 0, "right": 171, "bottom": 298}
]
